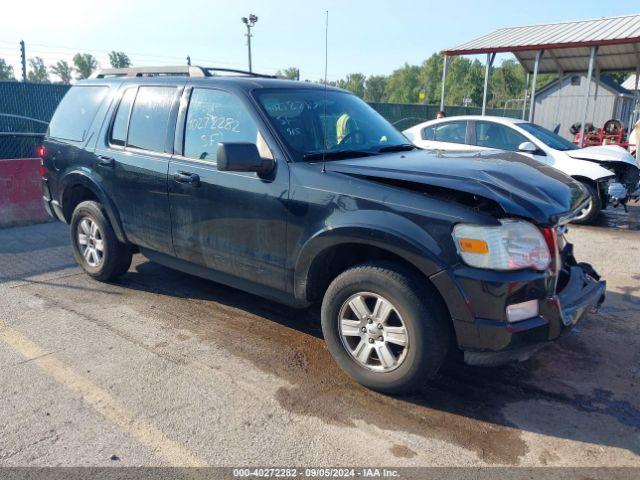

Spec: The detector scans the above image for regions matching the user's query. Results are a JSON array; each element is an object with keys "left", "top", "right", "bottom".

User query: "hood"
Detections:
[
  {"left": 565, "top": 145, "right": 639, "bottom": 167},
  {"left": 325, "top": 149, "right": 588, "bottom": 225}
]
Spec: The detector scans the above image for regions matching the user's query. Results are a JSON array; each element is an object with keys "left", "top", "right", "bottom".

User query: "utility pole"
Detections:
[
  {"left": 20, "top": 40, "right": 26, "bottom": 82},
  {"left": 241, "top": 14, "right": 258, "bottom": 72}
]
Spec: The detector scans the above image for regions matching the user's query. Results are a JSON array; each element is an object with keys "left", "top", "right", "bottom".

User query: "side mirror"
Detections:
[
  {"left": 216, "top": 142, "right": 275, "bottom": 175},
  {"left": 518, "top": 141, "right": 539, "bottom": 154}
]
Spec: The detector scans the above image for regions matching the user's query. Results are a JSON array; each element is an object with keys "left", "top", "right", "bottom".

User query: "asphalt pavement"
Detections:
[{"left": 0, "top": 206, "right": 639, "bottom": 467}]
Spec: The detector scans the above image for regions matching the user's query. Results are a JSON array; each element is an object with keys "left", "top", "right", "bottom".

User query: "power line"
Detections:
[{"left": 0, "top": 38, "right": 331, "bottom": 82}]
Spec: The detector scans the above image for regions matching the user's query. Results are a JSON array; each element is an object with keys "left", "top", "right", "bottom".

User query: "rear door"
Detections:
[
  {"left": 94, "top": 82, "right": 184, "bottom": 254},
  {"left": 168, "top": 86, "right": 290, "bottom": 292}
]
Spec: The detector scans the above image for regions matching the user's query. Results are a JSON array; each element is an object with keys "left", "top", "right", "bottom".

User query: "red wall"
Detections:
[{"left": 0, "top": 158, "right": 49, "bottom": 227}]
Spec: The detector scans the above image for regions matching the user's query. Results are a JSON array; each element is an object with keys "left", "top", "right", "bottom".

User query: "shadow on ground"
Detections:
[{"left": 113, "top": 259, "right": 640, "bottom": 464}]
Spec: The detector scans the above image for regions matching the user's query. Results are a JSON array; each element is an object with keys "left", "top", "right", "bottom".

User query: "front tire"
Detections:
[
  {"left": 572, "top": 181, "right": 601, "bottom": 225},
  {"left": 70, "top": 200, "right": 132, "bottom": 281},
  {"left": 321, "top": 262, "right": 449, "bottom": 394}
]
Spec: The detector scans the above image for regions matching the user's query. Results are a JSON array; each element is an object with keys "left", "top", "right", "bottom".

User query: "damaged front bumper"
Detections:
[{"left": 431, "top": 241, "right": 606, "bottom": 367}]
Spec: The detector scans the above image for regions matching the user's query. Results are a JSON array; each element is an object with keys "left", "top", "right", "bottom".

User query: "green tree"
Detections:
[
  {"left": 337, "top": 73, "right": 366, "bottom": 98},
  {"left": 418, "top": 54, "right": 443, "bottom": 104},
  {"left": 364, "top": 75, "right": 388, "bottom": 102},
  {"left": 73, "top": 53, "right": 98, "bottom": 79},
  {"left": 490, "top": 59, "right": 524, "bottom": 108},
  {"left": 384, "top": 63, "right": 422, "bottom": 103},
  {"left": 463, "top": 60, "right": 485, "bottom": 106},
  {"left": 276, "top": 67, "right": 300, "bottom": 80},
  {"left": 0, "top": 58, "right": 15, "bottom": 80},
  {"left": 50, "top": 60, "right": 74, "bottom": 84},
  {"left": 108, "top": 51, "right": 131, "bottom": 68},
  {"left": 27, "top": 57, "right": 50, "bottom": 83}
]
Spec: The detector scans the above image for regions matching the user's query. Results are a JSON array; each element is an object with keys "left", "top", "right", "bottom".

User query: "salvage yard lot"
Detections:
[{"left": 0, "top": 207, "right": 639, "bottom": 467}]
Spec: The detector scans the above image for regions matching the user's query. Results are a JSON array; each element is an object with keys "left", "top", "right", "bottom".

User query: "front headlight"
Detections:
[{"left": 452, "top": 219, "right": 551, "bottom": 271}]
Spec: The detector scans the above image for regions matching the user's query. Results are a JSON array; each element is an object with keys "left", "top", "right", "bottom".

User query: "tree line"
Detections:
[
  {"left": 1, "top": 50, "right": 628, "bottom": 109},
  {"left": 279, "top": 55, "right": 558, "bottom": 109},
  {"left": 0, "top": 51, "right": 131, "bottom": 84}
]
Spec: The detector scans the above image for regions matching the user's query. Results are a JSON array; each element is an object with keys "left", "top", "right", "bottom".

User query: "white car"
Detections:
[{"left": 403, "top": 115, "right": 640, "bottom": 224}]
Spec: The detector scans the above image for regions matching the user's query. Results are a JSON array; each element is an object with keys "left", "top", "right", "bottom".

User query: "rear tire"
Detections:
[
  {"left": 321, "top": 262, "right": 449, "bottom": 394},
  {"left": 70, "top": 201, "right": 132, "bottom": 281},
  {"left": 572, "top": 181, "right": 601, "bottom": 225}
]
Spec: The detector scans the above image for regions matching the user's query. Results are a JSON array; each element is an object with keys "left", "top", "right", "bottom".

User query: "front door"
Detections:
[{"left": 168, "top": 87, "right": 289, "bottom": 292}]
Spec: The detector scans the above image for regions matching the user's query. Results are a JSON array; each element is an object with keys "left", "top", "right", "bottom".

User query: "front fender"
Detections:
[
  {"left": 554, "top": 154, "right": 615, "bottom": 181},
  {"left": 293, "top": 210, "right": 452, "bottom": 301},
  {"left": 59, "top": 170, "right": 127, "bottom": 243}
]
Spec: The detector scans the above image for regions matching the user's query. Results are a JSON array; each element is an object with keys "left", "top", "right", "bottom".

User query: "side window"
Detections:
[
  {"left": 475, "top": 121, "right": 527, "bottom": 151},
  {"left": 421, "top": 125, "right": 436, "bottom": 140},
  {"left": 184, "top": 88, "right": 259, "bottom": 162},
  {"left": 48, "top": 86, "right": 109, "bottom": 142},
  {"left": 110, "top": 88, "right": 136, "bottom": 146},
  {"left": 127, "top": 86, "right": 176, "bottom": 153},
  {"left": 433, "top": 121, "right": 467, "bottom": 144}
]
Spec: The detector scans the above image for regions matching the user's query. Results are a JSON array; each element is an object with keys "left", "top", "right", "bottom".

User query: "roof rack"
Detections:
[{"left": 90, "top": 65, "right": 278, "bottom": 79}]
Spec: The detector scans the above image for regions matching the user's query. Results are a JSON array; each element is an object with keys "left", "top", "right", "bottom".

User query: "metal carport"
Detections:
[{"left": 440, "top": 14, "right": 640, "bottom": 145}]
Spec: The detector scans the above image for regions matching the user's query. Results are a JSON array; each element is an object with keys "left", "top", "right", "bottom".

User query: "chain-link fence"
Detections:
[
  {"left": 0, "top": 82, "right": 70, "bottom": 159},
  {"left": 0, "top": 81, "right": 527, "bottom": 158},
  {"left": 369, "top": 102, "right": 526, "bottom": 131}
]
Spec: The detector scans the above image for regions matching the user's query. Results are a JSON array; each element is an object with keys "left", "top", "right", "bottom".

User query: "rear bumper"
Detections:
[
  {"left": 42, "top": 179, "right": 64, "bottom": 222},
  {"left": 431, "top": 257, "right": 605, "bottom": 366}
]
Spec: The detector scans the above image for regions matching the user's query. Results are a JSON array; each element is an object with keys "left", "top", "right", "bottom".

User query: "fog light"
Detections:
[{"left": 506, "top": 300, "right": 539, "bottom": 323}]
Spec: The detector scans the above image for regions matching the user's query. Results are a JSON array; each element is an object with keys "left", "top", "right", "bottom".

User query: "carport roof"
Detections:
[{"left": 441, "top": 14, "right": 640, "bottom": 74}]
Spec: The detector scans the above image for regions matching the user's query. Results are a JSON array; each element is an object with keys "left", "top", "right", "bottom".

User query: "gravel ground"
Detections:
[{"left": 0, "top": 206, "right": 639, "bottom": 468}]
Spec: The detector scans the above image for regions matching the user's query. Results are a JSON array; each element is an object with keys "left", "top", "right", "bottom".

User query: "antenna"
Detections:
[{"left": 322, "top": 10, "right": 329, "bottom": 173}]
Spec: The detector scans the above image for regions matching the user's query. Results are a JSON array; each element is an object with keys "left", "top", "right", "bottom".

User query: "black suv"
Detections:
[{"left": 41, "top": 66, "right": 606, "bottom": 393}]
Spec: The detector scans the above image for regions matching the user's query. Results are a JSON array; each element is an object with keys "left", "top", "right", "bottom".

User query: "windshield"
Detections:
[
  {"left": 518, "top": 123, "right": 578, "bottom": 151},
  {"left": 254, "top": 88, "right": 409, "bottom": 161}
]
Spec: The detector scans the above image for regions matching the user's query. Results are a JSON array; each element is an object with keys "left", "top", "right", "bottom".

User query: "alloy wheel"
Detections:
[
  {"left": 338, "top": 292, "right": 409, "bottom": 372},
  {"left": 77, "top": 217, "right": 105, "bottom": 267}
]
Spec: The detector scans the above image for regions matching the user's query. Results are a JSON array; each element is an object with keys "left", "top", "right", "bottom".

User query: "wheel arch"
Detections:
[
  {"left": 59, "top": 172, "right": 128, "bottom": 243},
  {"left": 293, "top": 225, "right": 448, "bottom": 305}
]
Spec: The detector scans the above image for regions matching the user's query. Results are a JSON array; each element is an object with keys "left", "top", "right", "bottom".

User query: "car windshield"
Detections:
[
  {"left": 518, "top": 122, "right": 578, "bottom": 151},
  {"left": 254, "top": 88, "right": 409, "bottom": 161}
]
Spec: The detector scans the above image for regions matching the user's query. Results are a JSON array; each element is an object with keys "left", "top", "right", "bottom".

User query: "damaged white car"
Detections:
[{"left": 403, "top": 116, "right": 640, "bottom": 224}]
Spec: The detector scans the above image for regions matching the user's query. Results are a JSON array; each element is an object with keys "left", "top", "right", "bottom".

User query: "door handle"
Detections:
[
  {"left": 97, "top": 155, "right": 115, "bottom": 167},
  {"left": 173, "top": 171, "right": 200, "bottom": 187}
]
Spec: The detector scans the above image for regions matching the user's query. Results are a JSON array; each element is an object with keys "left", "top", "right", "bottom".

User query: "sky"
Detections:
[{"left": 1, "top": 0, "right": 639, "bottom": 82}]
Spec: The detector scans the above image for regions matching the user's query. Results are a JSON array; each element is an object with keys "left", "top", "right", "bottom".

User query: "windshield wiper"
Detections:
[
  {"left": 303, "top": 149, "right": 379, "bottom": 161},
  {"left": 376, "top": 144, "right": 418, "bottom": 153}
]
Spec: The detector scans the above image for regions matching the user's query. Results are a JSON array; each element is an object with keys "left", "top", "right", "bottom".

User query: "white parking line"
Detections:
[{"left": 0, "top": 320, "right": 206, "bottom": 467}]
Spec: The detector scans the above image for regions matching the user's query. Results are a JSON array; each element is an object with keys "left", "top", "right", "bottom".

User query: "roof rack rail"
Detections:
[
  {"left": 90, "top": 65, "right": 278, "bottom": 79},
  {"left": 201, "top": 67, "right": 278, "bottom": 79}
]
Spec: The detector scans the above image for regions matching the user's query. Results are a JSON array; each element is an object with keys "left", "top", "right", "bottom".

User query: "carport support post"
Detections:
[
  {"left": 633, "top": 65, "right": 639, "bottom": 131},
  {"left": 482, "top": 53, "right": 495, "bottom": 116},
  {"left": 521, "top": 73, "right": 529, "bottom": 120},
  {"left": 579, "top": 46, "right": 598, "bottom": 148},
  {"left": 528, "top": 50, "right": 543, "bottom": 123},
  {"left": 440, "top": 55, "right": 448, "bottom": 111}
]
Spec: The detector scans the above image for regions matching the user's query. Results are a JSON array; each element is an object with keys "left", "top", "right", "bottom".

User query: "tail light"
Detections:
[{"left": 36, "top": 146, "right": 47, "bottom": 177}]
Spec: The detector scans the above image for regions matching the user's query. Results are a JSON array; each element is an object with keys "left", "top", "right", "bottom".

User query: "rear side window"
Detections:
[
  {"left": 127, "top": 86, "right": 176, "bottom": 153},
  {"left": 110, "top": 88, "right": 137, "bottom": 146},
  {"left": 433, "top": 121, "right": 467, "bottom": 144},
  {"left": 48, "top": 86, "right": 108, "bottom": 142},
  {"left": 421, "top": 125, "right": 435, "bottom": 140}
]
